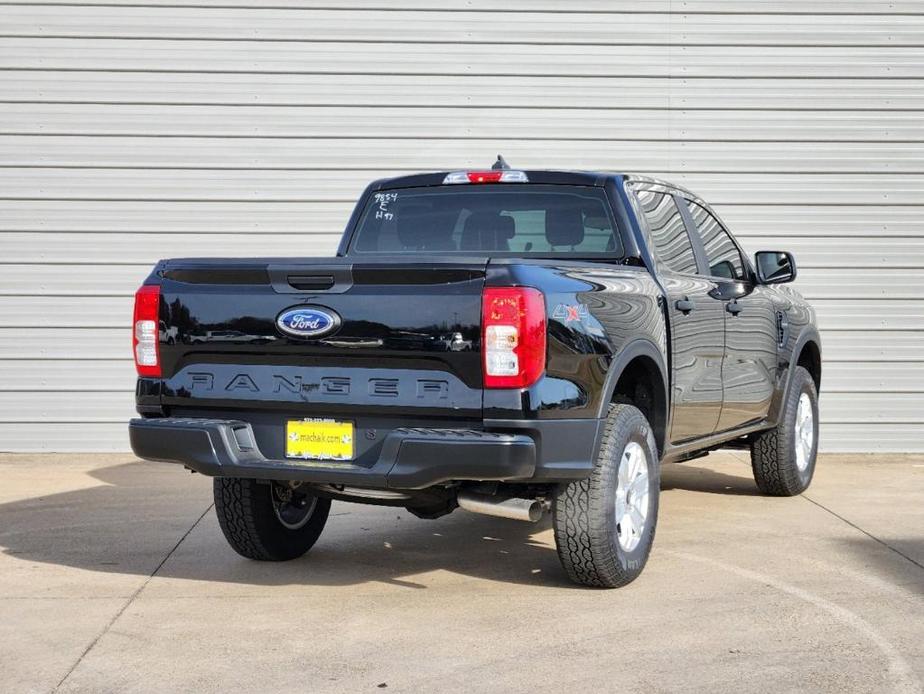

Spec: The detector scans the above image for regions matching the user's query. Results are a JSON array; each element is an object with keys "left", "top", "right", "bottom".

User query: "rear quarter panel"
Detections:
[{"left": 483, "top": 260, "right": 666, "bottom": 420}]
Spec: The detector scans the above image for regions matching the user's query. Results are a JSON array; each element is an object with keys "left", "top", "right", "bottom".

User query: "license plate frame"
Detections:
[{"left": 285, "top": 418, "right": 354, "bottom": 462}]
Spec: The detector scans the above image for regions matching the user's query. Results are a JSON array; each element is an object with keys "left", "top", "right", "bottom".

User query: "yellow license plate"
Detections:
[{"left": 285, "top": 419, "right": 354, "bottom": 461}]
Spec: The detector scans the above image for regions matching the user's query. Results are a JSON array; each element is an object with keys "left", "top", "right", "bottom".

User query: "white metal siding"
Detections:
[{"left": 0, "top": 1, "right": 922, "bottom": 452}]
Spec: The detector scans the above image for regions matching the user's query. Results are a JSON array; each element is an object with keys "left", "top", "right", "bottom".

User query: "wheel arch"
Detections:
[
  {"left": 770, "top": 326, "right": 822, "bottom": 426},
  {"left": 600, "top": 339, "right": 669, "bottom": 456},
  {"left": 796, "top": 336, "right": 822, "bottom": 392}
]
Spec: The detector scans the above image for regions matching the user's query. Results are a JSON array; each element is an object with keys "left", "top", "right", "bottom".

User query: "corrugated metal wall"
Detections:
[{"left": 1, "top": 1, "right": 922, "bottom": 452}]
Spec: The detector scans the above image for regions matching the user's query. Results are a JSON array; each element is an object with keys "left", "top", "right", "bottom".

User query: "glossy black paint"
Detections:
[
  {"left": 623, "top": 175, "right": 817, "bottom": 456},
  {"left": 133, "top": 169, "right": 821, "bottom": 484}
]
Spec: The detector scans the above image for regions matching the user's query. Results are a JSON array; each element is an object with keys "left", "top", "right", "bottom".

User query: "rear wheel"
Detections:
[
  {"left": 553, "top": 404, "right": 660, "bottom": 588},
  {"left": 750, "top": 366, "right": 819, "bottom": 496},
  {"left": 213, "top": 478, "right": 331, "bottom": 561}
]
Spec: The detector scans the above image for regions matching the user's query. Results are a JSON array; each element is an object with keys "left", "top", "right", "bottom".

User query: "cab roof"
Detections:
[
  {"left": 372, "top": 170, "right": 612, "bottom": 190},
  {"left": 371, "top": 169, "right": 699, "bottom": 200}
]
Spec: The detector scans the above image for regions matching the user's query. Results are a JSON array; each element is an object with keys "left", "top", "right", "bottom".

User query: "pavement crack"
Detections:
[
  {"left": 803, "top": 495, "right": 924, "bottom": 573},
  {"left": 51, "top": 503, "right": 214, "bottom": 693}
]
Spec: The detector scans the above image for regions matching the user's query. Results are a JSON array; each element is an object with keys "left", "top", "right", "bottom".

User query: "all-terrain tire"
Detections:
[
  {"left": 553, "top": 403, "right": 660, "bottom": 588},
  {"left": 750, "top": 366, "right": 819, "bottom": 496},
  {"left": 213, "top": 478, "right": 331, "bottom": 561}
]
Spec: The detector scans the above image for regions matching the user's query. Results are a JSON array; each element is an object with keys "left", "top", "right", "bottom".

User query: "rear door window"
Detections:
[{"left": 633, "top": 189, "right": 699, "bottom": 275}]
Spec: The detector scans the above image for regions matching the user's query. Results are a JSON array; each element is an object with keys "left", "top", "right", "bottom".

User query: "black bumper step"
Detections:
[{"left": 129, "top": 417, "right": 536, "bottom": 489}]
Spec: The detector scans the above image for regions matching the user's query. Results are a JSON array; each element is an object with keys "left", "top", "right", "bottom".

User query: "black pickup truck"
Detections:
[{"left": 129, "top": 159, "right": 821, "bottom": 588}]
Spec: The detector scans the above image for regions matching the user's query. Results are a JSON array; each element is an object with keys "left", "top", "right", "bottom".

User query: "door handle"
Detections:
[
  {"left": 726, "top": 301, "right": 743, "bottom": 315},
  {"left": 674, "top": 298, "right": 695, "bottom": 314}
]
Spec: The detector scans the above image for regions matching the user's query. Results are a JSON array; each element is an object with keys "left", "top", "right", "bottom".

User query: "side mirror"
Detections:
[{"left": 755, "top": 251, "right": 797, "bottom": 285}]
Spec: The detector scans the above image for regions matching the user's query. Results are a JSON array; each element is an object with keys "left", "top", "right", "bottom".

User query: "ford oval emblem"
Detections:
[{"left": 276, "top": 306, "right": 341, "bottom": 339}]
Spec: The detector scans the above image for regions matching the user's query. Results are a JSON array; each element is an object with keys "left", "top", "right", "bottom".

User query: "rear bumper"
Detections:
[{"left": 129, "top": 416, "right": 598, "bottom": 489}]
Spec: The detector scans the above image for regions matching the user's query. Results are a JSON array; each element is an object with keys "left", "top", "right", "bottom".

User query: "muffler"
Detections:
[{"left": 456, "top": 491, "right": 544, "bottom": 522}]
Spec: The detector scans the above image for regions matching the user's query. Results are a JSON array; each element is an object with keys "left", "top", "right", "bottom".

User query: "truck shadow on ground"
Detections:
[
  {"left": 660, "top": 460, "right": 762, "bottom": 496},
  {"left": 6, "top": 458, "right": 903, "bottom": 590},
  {"left": 0, "top": 461, "right": 574, "bottom": 589}
]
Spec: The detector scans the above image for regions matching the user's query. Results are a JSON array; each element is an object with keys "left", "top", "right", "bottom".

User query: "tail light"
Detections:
[
  {"left": 482, "top": 287, "right": 546, "bottom": 389},
  {"left": 133, "top": 285, "right": 161, "bottom": 377}
]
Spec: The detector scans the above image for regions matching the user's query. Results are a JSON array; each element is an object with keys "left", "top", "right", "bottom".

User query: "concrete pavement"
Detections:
[{"left": 0, "top": 452, "right": 922, "bottom": 694}]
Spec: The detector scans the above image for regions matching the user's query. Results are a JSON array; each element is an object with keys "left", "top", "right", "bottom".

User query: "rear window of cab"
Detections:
[{"left": 349, "top": 185, "right": 625, "bottom": 257}]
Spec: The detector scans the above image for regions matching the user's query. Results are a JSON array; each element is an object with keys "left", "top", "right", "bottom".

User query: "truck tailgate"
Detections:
[{"left": 155, "top": 258, "right": 486, "bottom": 424}]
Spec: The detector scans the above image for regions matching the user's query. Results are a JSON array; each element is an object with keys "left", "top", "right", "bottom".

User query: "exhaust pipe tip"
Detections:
[{"left": 457, "top": 491, "right": 544, "bottom": 522}]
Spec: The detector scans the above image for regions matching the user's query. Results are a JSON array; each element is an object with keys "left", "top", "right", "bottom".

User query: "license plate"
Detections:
[{"left": 285, "top": 419, "right": 354, "bottom": 461}]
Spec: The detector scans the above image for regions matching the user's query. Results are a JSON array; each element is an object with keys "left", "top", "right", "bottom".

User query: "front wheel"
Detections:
[
  {"left": 213, "top": 478, "right": 331, "bottom": 561},
  {"left": 750, "top": 365, "right": 819, "bottom": 496},
  {"left": 553, "top": 404, "right": 660, "bottom": 588}
]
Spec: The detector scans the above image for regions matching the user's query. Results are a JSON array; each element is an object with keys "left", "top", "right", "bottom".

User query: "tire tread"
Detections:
[
  {"left": 553, "top": 404, "right": 659, "bottom": 588},
  {"left": 213, "top": 477, "right": 330, "bottom": 561},
  {"left": 751, "top": 366, "right": 818, "bottom": 496},
  {"left": 214, "top": 477, "right": 273, "bottom": 560}
]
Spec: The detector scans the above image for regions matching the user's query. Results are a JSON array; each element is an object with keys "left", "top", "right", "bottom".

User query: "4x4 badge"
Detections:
[{"left": 552, "top": 303, "right": 589, "bottom": 322}]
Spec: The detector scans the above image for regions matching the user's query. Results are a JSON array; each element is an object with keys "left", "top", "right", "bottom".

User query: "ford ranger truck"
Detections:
[{"left": 129, "top": 162, "right": 821, "bottom": 588}]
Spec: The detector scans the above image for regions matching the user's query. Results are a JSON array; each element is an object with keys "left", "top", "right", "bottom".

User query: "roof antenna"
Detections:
[{"left": 491, "top": 154, "right": 510, "bottom": 170}]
